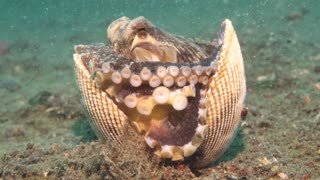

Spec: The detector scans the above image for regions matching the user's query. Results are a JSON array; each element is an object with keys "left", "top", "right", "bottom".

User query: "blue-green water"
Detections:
[
  {"left": 0, "top": 0, "right": 319, "bottom": 178},
  {"left": 1, "top": 0, "right": 319, "bottom": 71},
  {"left": 1, "top": 0, "right": 318, "bottom": 94}
]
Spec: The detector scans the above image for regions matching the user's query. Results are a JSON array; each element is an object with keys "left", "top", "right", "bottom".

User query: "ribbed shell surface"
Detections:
[
  {"left": 74, "top": 55, "right": 127, "bottom": 144},
  {"left": 195, "top": 20, "right": 246, "bottom": 167}
]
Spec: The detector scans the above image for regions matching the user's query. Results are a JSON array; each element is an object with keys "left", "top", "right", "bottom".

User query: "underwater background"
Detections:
[{"left": 0, "top": 0, "right": 319, "bottom": 179}]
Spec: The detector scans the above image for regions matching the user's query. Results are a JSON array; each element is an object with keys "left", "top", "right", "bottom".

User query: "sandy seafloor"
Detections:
[{"left": 0, "top": 0, "right": 319, "bottom": 179}]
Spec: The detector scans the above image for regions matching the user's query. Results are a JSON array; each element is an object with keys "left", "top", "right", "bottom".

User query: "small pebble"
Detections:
[
  {"left": 314, "top": 66, "right": 320, "bottom": 73},
  {"left": 28, "top": 90, "right": 53, "bottom": 106},
  {"left": 306, "top": 161, "right": 314, "bottom": 167},
  {"left": 225, "top": 165, "right": 237, "bottom": 173},
  {"left": 314, "top": 83, "right": 320, "bottom": 91},
  {"left": 301, "top": 173, "right": 311, "bottom": 180},
  {"left": 0, "top": 42, "right": 9, "bottom": 55},
  {"left": 26, "top": 143, "right": 34, "bottom": 150},
  {"left": 4, "top": 127, "right": 25, "bottom": 138},
  {"left": 257, "top": 121, "right": 271, "bottom": 128},
  {"left": 303, "top": 95, "right": 310, "bottom": 104},
  {"left": 285, "top": 12, "right": 303, "bottom": 21},
  {"left": 0, "top": 79, "right": 21, "bottom": 91},
  {"left": 277, "top": 172, "right": 288, "bottom": 179},
  {"left": 51, "top": 145, "right": 61, "bottom": 154}
]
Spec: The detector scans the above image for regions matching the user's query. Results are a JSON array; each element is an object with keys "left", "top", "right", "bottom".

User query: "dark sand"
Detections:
[{"left": 0, "top": 1, "right": 319, "bottom": 179}]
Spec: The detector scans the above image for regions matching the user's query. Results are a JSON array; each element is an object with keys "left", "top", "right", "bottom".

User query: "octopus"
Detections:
[{"left": 73, "top": 16, "right": 246, "bottom": 168}]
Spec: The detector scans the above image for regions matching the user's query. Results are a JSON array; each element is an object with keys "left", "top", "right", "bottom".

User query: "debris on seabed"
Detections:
[
  {"left": 277, "top": 172, "right": 289, "bottom": 179},
  {"left": 314, "top": 83, "right": 320, "bottom": 91},
  {"left": 303, "top": 95, "right": 311, "bottom": 105},
  {"left": 257, "top": 156, "right": 278, "bottom": 166}
]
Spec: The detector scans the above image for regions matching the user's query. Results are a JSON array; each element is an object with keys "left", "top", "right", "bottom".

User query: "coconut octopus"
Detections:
[{"left": 73, "top": 16, "right": 246, "bottom": 168}]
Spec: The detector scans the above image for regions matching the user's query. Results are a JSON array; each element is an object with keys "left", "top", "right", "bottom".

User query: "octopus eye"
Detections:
[
  {"left": 137, "top": 30, "right": 147, "bottom": 39},
  {"left": 135, "top": 23, "right": 147, "bottom": 38}
]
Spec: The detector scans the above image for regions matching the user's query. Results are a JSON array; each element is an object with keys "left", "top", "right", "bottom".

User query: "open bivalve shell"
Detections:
[{"left": 74, "top": 16, "right": 246, "bottom": 168}]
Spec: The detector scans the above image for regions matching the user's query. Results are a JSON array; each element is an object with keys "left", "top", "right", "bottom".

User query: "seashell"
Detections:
[{"left": 73, "top": 16, "right": 246, "bottom": 168}]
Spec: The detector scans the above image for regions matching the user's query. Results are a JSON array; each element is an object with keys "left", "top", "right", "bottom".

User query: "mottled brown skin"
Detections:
[{"left": 107, "top": 16, "right": 210, "bottom": 63}]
